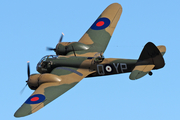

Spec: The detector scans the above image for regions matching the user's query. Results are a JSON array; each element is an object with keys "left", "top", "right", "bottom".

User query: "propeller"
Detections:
[
  {"left": 20, "top": 61, "right": 30, "bottom": 94},
  {"left": 47, "top": 32, "right": 64, "bottom": 52},
  {"left": 27, "top": 61, "right": 30, "bottom": 78},
  {"left": 59, "top": 32, "right": 64, "bottom": 43},
  {"left": 46, "top": 47, "right": 56, "bottom": 51}
]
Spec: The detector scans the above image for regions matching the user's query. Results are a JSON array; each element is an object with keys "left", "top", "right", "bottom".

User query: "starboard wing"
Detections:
[
  {"left": 68, "top": 3, "right": 122, "bottom": 57},
  {"left": 14, "top": 67, "right": 93, "bottom": 117}
]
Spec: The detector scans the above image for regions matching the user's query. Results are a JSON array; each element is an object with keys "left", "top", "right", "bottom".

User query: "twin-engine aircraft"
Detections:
[{"left": 14, "top": 3, "right": 166, "bottom": 117}]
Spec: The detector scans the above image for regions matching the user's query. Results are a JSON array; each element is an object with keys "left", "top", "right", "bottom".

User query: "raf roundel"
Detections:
[
  {"left": 25, "top": 94, "right": 46, "bottom": 104},
  {"left": 104, "top": 64, "right": 113, "bottom": 73},
  {"left": 91, "top": 17, "right": 110, "bottom": 30}
]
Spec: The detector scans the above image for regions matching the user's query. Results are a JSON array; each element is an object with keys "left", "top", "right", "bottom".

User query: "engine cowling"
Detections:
[
  {"left": 28, "top": 74, "right": 61, "bottom": 90},
  {"left": 55, "top": 42, "right": 90, "bottom": 55}
]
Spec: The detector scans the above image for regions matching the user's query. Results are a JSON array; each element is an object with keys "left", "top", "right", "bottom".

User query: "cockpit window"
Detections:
[
  {"left": 39, "top": 55, "right": 58, "bottom": 61},
  {"left": 36, "top": 55, "right": 59, "bottom": 71},
  {"left": 48, "top": 55, "right": 58, "bottom": 59}
]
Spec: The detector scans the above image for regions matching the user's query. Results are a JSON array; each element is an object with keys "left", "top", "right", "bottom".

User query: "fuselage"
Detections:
[{"left": 36, "top": 55, "right": 137, "bottom": 77}]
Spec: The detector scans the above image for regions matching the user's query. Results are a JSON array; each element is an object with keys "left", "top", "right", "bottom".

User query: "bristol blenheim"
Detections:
[{"left": 14, "top": 3, "right": 166, "bottom": 117}]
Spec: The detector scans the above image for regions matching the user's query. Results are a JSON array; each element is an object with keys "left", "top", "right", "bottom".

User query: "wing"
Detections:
[
  {"left": 68, "top": 3, "right": 122, "bottom": 57},
  {"left": 14, "top": 67, "right": 93, "bottom": 117}
]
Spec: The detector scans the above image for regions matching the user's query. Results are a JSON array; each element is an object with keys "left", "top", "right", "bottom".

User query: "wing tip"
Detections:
[
  {"left": 14, "top": 103, "right": 32, "bottom": 118},
  {"left": 14, "top": 110, "right": 31, "bottom": 118},
  {"left": 109, "top": 3, "right": 122, "bottom": 10},
  {"left": 14, "top": 111, "right": 28, "bottom": 118}
]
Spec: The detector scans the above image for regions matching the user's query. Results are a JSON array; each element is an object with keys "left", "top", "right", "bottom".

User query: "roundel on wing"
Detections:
[
  {"left": 91, "top": 17, "right": 110, "bottom": 30},
  {"left": 104, "top": 64, "right": 113, "bottom": 73},
  {"left": 25, "top": 94, "right": 46, "bottom": 104}
]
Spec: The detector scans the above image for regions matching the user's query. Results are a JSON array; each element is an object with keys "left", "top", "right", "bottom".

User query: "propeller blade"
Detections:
[
  {"left": 46, "top": 47, "right": 56, "bottom": 51},
  {"left": 27, "top": 61, "right": 30, "bottom": 78},
  {"left": 46, "top": 32, "right": 64, "bottom": 54},
  {"left": 21, "top": 61, "right": 30, "bottom": 94},
  {"left": 20, "top": 84, "right": 28, "bottom": 94},
  {"left": 59, "top": 32, "right": 64, "bottom": 43}
]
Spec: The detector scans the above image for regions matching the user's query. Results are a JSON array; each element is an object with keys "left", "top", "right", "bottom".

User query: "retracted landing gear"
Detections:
[{"left": 148, "top": 71, "right": 153, "bottom": 76}]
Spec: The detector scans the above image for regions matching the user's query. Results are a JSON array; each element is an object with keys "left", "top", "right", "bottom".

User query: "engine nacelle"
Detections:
[
  {"left": 28, "top": 73, "right": 61, "bottom": 90},
  {"left": 55, "top": 42, "right": 90, "bottom": 55}
]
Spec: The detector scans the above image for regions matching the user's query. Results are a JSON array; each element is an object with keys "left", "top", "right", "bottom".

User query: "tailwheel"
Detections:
[{"left": 148, "top": 71, "right": 153, "bottom": 76}]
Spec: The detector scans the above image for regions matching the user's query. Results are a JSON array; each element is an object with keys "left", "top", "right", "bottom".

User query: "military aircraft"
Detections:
[{"left": 14, "top": 3, "right": 166, "bottom": 117}]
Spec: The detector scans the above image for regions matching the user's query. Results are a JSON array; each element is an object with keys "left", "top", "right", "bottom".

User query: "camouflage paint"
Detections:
[{"left": 14, "top": 3, "right": 166, "bottom": 118}]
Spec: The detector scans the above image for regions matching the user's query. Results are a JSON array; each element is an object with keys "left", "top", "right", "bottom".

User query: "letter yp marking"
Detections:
[{"left": 113, "top": 63, "right": 127, "bottom": 73}]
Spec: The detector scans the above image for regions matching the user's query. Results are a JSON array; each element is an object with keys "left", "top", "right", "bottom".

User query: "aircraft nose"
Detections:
[{"left": 27, "top": 74, "right": 41, "bottom": 90}]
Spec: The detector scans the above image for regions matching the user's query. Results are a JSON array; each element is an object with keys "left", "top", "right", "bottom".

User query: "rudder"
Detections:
[{"left": 137, "top": 42, "right": 165, "bottom": 69}]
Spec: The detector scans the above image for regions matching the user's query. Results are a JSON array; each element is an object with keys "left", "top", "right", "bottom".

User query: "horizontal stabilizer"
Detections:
[
  {"left": 157, "top": 45, "right": 166, "bottom": 56},
  {"left": 129, "top": 65, "right": 155, "bottom": 80}
]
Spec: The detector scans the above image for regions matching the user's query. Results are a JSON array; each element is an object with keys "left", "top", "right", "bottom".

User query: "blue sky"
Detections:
[{"left": 1, "top": 0, "right": 180, "bottom": 120}]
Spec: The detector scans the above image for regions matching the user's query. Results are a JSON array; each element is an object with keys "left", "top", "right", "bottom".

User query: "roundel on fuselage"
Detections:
[{"left": 104, "top": 64, "right": 113, "bottom": 73}]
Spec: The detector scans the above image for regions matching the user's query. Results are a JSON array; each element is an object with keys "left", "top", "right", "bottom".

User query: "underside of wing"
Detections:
[
  {"left": 14, "top": 67, "right": 93, "bottom": 117},
  {"left": 67, "top": 3, "right": 122, "bottom": 57}
]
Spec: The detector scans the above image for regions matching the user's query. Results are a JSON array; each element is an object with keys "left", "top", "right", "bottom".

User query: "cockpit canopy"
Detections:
[
  {"left": 39, "top": 55, "right": 58, "bottom": 63},
  {"left": 36, "top": 55, "right": 58, "bottom": 73}
]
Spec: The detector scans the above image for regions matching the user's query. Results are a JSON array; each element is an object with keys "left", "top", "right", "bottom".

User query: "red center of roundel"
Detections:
[
  {"left": 31, "top": 97, "right": 39, "bottom": 101},
  {"left": 96, "top": 21, "right": 104, "bottom": 27}
]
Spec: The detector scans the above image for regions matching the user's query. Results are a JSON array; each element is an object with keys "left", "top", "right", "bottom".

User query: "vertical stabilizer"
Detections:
[{"left": 129, "top": 42, "right": 166, "bottom": 80}]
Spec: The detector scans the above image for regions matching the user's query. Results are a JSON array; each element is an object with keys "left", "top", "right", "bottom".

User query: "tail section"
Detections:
[
  {"left": 157, "top": 45, "right": 166, "bottom": 56},
  {"left": 129, "top": 42, "right": 166, "bottom": 80}
]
